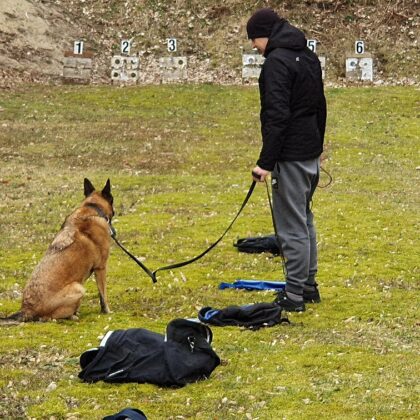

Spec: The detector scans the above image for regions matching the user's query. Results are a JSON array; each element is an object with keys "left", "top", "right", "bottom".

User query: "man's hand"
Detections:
[{"left": 252, "top": 166, "right": 270, "bottom": 182}]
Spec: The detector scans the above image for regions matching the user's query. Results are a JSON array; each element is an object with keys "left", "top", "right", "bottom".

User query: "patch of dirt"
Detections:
[{"left": 0, "top": 0, "right": 80, "bottom": 88}]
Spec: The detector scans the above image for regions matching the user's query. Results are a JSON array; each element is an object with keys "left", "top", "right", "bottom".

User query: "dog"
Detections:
[{"left": 5, "top": 178, "right": 114, "bottom": 322}]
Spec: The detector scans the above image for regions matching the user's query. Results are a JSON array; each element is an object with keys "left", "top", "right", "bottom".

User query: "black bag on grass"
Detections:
[
  {"left": 103, "top": 408, "right": 147, "bottom": 420},
  {"left": 79, "top": 319, "right": 220, "bottom": 387},
  {"left": 198, "top": 302, "right": 288, "bottom": 330},
  {"left": 234, "top": 235, "right": 280, "bottom": 255}
]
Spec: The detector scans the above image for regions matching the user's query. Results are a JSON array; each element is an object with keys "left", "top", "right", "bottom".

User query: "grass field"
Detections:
[{"left": 0, "top": 84, "right": 418, "bottom": 419}]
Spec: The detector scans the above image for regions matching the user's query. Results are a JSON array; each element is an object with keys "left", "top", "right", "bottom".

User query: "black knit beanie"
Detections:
[{"left": 246, "top": 8, "right": 282, "bottom": 39}]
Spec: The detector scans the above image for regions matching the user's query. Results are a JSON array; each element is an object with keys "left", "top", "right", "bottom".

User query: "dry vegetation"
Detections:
[{"left": 0, "top": 0, "right": 419, "bottom": 88}]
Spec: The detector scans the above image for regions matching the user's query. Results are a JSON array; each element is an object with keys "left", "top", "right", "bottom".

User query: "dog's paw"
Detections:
[{"left": 39, "top": 317, "right": 54, "bottom": 322}]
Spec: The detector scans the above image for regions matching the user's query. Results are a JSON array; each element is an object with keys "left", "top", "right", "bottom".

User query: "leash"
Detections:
[
  {"left": 84, "top": 203, "right": 158, "bottom": 281},
  {"left": 319, "top": 166, "right": 333, "bottom": 188},
  {"left": 111, "top": 181, "right": 257, "bottom": 283},
  {"left": 151, "top": 181, "right": 257, "bottom": 281},
  {"left": 93, "top": 167, "right": 331, "bottom": 284},
  {"left": 111, "top": 232, "right": 157, "bottom": 282}
]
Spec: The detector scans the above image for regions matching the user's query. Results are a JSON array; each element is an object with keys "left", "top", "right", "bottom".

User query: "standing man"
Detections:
[{"left": 247, "top": 8, "right": 327, "bottom": 312}]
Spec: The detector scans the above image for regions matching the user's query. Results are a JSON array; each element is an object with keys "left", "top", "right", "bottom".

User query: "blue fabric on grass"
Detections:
[{"left": 219, "top": 280, "right": 286, "bottom": 291}]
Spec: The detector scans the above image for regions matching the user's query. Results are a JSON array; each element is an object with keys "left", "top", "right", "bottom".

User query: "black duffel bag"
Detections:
[
  {"left": 79, "top": 319, "right": 220, "bottom": 387},
  {"left": 234, "top": 234, "right": 280, "bottom": 255}
]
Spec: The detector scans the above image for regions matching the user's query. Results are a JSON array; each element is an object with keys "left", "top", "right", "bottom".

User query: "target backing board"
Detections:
[
  {"left": 111, "top": 55, "right": 140, "bottom": 84},
  {"left": 242, "top": 54, "right": 265, "bottom": 80},
  {"left": 318, "top": 56, "right": 326, "bottom": 80},
  {"left": 346, "top": 53, "right": 373, "bottom": 81},
  {"left": 159, "top": 56, "right": 187, "bottom": 83},
  {"left": 62, "top": 50, "right": 93, "bottom": 84}
]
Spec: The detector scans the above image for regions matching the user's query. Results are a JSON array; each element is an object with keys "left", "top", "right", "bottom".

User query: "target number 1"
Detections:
[
  {"left": 167, "top": 38, "right": 177, "bottom": 53},
  {"left": 73, "top": 41, "right": 84, "bottom": 55}
]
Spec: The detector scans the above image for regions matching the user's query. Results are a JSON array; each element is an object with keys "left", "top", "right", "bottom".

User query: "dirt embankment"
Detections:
[
  {"left": 0, "top": 0, "right": 79, "bottom": 87},
  {"left": 0, "top": 0, "right": 418, "bottom": 88}
]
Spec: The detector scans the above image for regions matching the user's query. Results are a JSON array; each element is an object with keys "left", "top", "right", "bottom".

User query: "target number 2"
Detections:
[{"left": 121, "top": 40, "right": 131, "bottom": 55}]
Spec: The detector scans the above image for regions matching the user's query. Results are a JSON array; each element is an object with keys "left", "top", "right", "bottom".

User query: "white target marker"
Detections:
[
  {"left": 167, "top": 38, "right": 177, "bottom": 53},
  {"left": 307, "top": 39, "right": 317, "bottom": 53},
  {"left": 355, "top": 40, "right": 365, "bottom": 54},
  {"left": 121, "top": 40, "right": 131, "bottom": 55},
  {"left": 73, "top": 41, "right": 84, "bottom": 55}
]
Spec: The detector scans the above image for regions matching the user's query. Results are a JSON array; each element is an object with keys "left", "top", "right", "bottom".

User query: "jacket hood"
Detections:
[{"left": 264, "top": 20, "right": 307, "bottom": 57}]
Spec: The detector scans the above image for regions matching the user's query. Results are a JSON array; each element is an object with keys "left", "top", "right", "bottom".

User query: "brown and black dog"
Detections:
[{"left": 6, "top": 178, "right": 114, "bottom": 321}]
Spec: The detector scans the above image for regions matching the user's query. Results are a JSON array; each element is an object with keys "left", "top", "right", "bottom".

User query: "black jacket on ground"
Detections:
[
  {"left": 198, "top": 302, "right": 288, "bottom": 329},
  {"left": 257, "top": 20, "right": 327, "bottom": 170},
  {"left": 78, "top": 319, "right": 220, "bottom": 387}
]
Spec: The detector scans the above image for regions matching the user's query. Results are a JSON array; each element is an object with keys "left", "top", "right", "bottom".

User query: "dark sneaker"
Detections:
[
  {"left": 303, "top": 288, "right": 321, "bottom": 303},
  {"left": 273, "top": 290, "right": 306, "bottom": 312}
]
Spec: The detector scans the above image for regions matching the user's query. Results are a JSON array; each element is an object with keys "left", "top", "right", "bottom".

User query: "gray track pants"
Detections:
[{"left": 271, "top": 158, "right": 320, "bottom": 296}]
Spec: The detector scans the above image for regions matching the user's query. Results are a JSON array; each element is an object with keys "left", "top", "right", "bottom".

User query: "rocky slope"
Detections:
[{"left": 0, "top": 0, "right": 418, "bottom": 88}]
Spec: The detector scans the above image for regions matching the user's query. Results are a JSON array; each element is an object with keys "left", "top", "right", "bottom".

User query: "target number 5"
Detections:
[{"left": 307, "top": 39, "right": 317, "bottom": 53}]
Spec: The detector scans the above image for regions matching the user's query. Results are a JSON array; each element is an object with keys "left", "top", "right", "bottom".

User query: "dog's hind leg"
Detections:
[
  {"left": 43, "top": 283, "right": 85, "bottom": 320},
  {"left": 94, "top": 267, "right": 110, "bottom": 314}
]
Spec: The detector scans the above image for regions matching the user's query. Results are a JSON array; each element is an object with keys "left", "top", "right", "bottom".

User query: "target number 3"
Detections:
[{"left": 167, "top": 38, "right": 177, "bottom": 53}]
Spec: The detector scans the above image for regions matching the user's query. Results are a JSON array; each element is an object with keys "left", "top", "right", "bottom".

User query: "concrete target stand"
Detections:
[
  {"left": 346, "top": 41, "right": 374, "bottom": 82},
  {"left": 318, "top": 56, "right": 326, "bottom": 80},
  {"left": 242, "top": 53, "right": 265, "bottom": 81},
  {"left": 62, "top": 51, "right": 93, "bottom": 84},
  {"left": 159, "top": 56, "right": 188, "bottom": 83},
  {"left": 346, "top": 54, "right": 373, "bottom": 82},
  {"left": 111, "top": 55, "right": 140, "bottom": 85}
]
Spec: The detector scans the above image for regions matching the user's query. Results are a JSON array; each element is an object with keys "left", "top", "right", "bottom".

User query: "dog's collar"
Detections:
[
  {"left": 85, "top": 203, "right": 116, "bottom": 237},
  {"left": 85, "top": 203, "right": 110, "bottom": 221}
]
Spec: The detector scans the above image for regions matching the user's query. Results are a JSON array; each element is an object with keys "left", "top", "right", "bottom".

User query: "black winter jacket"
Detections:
[
  {"left": 257, "top": 20, "right": 327, "bottom": 170},
  {"left": 78, "top": 319, "right": 220, "bottom": 387}
]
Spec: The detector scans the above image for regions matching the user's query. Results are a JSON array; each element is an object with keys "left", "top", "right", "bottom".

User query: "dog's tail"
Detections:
[{"left": 0, "top": 311, "right": 24, "bottom": 325}]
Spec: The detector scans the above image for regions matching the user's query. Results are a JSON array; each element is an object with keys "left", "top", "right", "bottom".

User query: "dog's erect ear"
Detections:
[
  {"left": 84, "top": 178, "right": 96, "bottom": 197},
  {"left": 101, "top": 179, "right": 113, "bottom": 203}
]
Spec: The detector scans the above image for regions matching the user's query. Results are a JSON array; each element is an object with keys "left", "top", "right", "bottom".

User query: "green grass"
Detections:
[{"left": 0, "top": 85, "right": 419, "bottom": 419}]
